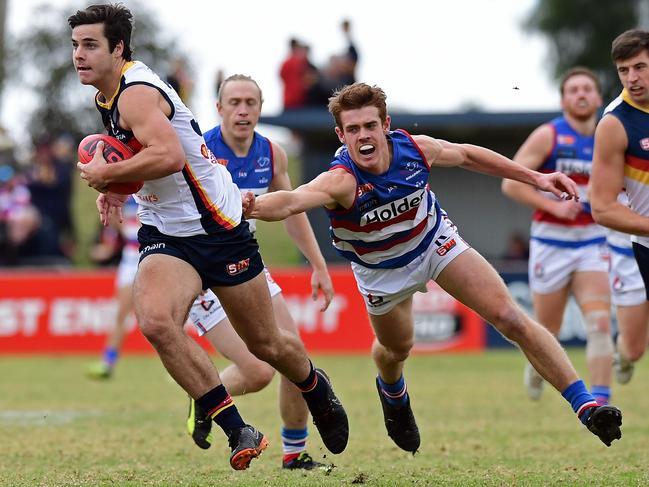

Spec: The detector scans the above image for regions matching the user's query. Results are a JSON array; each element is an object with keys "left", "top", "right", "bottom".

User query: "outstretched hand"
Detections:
[
  {"left": 96, "top": 192, "right": 128, "bottom": 226},
  {"left": 537, "top": 172, "right": 580, "bottom": 202}
]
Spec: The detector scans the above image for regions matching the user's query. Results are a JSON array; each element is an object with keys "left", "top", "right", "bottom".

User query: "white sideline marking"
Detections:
[{"left": 0, "top": 410, "right": 101, "bottom": 425}]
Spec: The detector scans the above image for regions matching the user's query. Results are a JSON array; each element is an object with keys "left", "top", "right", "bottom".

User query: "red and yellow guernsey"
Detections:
[{"left": 605, "top": 89, "right": 649, "bottom": 248}]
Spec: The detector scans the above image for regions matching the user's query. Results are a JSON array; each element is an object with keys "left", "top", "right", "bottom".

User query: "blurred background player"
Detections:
[
  {"left": 591, "top": 29, "right": 649, "bottom": 384},
  {"left": 606, "top": 194, "right": 649, "bottom": 384},
  {"left": 502, "top": 67, "right": 614, "bottom": 405},
  {"left": 245, "top": 82, "right": 622, "bottom": 449},
  {"left": 86, "top": 196, "right": 139, "bottom": 379},
  {"left": 185, "top": 74, "right": 334, "bottom": 470}
]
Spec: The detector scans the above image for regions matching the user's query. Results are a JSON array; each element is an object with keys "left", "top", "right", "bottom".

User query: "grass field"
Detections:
[{"left": 1, "top": 350, "right": 648, "bottom": 486}]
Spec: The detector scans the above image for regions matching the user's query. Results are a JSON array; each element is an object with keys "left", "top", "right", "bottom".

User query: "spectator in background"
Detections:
[
  {"left": 339, "top": 19, "right": 358, "bottom": 85},
  {"left": 0, "top": 164, "right": 42, "bottom": 266},
  {"left": 305, "top": 20, "right": 361, "bottom": 108},
  {"left": 166, "top": 57, "right": 194, "bottom": 106},
  {"left": 26, "top": 134, "right": 76, "bottom": 260},
  {"left": 279, "top": 38, "right": 311, "bottom": 110}
]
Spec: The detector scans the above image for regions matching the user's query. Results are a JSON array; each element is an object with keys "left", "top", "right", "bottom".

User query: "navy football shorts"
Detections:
[{"left": 137, "top": 222, "right": 264, "bottom": 289}]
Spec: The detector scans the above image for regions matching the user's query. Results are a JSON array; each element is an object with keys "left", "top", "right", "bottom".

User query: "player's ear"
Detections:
[
  {"left": 335, "top": 126, "right": 345, "bottom": 144},
  {"left": 384, "top": 115, "right": 391, "bottom": 134},
  {"left": 113, "top": 40, "right": 124, "bottom": 58}
]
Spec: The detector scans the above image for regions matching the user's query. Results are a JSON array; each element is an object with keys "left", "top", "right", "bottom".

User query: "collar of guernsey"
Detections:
[
  {"left": 95, "top": 61, "right": 135, "bottom": 109},
  {"left": 93, "top": 60, "right": 243, "bottom": 236}
]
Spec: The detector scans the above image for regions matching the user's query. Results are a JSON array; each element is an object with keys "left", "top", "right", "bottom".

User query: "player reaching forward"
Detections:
[
  {"left": 501, "top": 68, "right": 613, "bottom": 405},
  {"left": 245, "top": 82, "right": 622, "bottom": 450}
]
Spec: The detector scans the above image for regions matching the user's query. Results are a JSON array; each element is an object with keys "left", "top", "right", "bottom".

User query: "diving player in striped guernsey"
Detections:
[
  {"left": 591, "top": 28, "right": 649, "bottom": 385},
  {"left": 70, "top": 4, "right": 348, "bottom": 470},
  {"left": 245, "top": 82, "right": 622, "bottom": 449},
  {"left": 185, "top": 75, "right": 333, "bottom": 470},
  {"left": 502, "top": 68, "right": 614, "bottom": 406}
]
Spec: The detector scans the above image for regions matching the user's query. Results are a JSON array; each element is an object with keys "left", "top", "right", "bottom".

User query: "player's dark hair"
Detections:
[
  {"left": 559, "top": 67, "right": 601, "bottom": 96},
  {"left": 328, "top": 83, "right": 387, "bottom": 129},
  {"left": 218, "top": 74, "right": 264, "bottom": 105},
  {"left": 68, "top": 4, "right": 133, "bottom": 61},
  {"left": 611, "top": 29, "right": 649, "bottom": 62}
]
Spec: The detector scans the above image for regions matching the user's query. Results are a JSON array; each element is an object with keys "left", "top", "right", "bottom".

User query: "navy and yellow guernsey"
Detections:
[
  {"left": 95, "top": 61, "right": 242, "bottom": 237},
  {"left": 605, "top": 89, "right": 649, "bottom": 249}
]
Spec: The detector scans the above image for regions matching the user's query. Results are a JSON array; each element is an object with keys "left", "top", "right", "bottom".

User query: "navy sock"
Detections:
[
  {"left": 562, "top": 380, "right": 599, "bottom": 424},
  {"left": 294, "top": 361, "right": 328, "bottom": 404},
  {"left": 196, "top": 384, "right": 245, "bottom": 437},
  {"left": 377, "top": 374, "right": 409, "bottom": 407}
]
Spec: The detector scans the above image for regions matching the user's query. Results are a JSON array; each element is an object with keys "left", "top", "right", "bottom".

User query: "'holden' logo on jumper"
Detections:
[
  {"left": 361, "top": 190, "right": 424, "bottom": 225},
  {"left": 556, "top": 158, "right": 591, "bottom": 176},
  {"left": 640, "top": 138, "right": 649, "bottom": 150},
  {"left": 141, "top": 243, "right": 165, "bottom": 253},
  {"left": 226, "top": 258, "right": 250, "bottom": 276}
]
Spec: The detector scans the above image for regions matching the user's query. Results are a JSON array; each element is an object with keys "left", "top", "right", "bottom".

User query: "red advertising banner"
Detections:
[{"left": 0, "top": 267, "right": 485, "bottom": 354}]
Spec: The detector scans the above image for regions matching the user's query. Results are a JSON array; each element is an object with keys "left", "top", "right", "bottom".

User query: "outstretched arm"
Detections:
[
  {"left": 413, "top": 134, "right": 580, "bottom": 201},
  {"left": 269, "top": 142, "right": 334, "bottom": 310},
  {"left": 247, "top": 167, "right": 356, "bottom": 221}
]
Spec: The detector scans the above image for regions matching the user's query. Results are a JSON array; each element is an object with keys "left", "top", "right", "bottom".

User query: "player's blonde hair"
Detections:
[{"left": 218, "top": 74, "right": 264, "bottom": 105}]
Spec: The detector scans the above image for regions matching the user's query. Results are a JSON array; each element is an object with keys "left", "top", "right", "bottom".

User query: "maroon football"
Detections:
[{"left": 78, "top": 134, "right": 144, "bottom": 194}]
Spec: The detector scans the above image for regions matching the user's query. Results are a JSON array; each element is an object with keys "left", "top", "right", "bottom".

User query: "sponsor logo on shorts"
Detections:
[
  {"left": 366, "top": 294, "right": 387, "bottom": 307},
  {"left": 137, "top": 193, "right": 159, "bottom": 203},
  {"left": 436, "top": 238, "right": 457, "bottom": 256},
  {"left": 641, "top": 138, "right": 649, "bottom": 151},
  {"left": 226, "top": 258, "right": 250, "bottom": 276},
  {"left": 534, "top": 262, "right": 544, "bottom": 278},
  {"left": 612, "top": 276, "right": 624, "bottom": 291},
  {"left": 141, "top": 242, "right": 165, "bottom": 254}
]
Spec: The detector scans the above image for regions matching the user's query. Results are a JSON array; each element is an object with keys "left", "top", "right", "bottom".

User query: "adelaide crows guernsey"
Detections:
[
  {"left": 203, "top": 126, "right": 273, "bottom": 233},
  {"left": 605, "top": 90, "right": 649, "bottom": 249},
  {"left": 531, "top": 116, "right": 605, "bottom": 248},
  {"left": 325, "top": 129, "right": 441, "bottom": 269},
  {"left": 95, "top": 61, "right": 242, "bottom": 237}
]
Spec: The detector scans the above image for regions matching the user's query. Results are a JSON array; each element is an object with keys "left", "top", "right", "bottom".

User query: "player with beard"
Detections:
[{"left": 502, "top": 68, "right": 614, "bottom": 406}]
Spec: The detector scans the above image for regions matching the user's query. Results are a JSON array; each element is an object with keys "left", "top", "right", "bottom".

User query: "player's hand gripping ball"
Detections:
[{"left": 78, "top": 134, "right": 144, "bottom": 194}]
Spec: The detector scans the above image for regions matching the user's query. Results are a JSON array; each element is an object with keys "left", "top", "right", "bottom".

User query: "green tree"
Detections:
[
  {"left": 5, "top": 1, "right": 187, "bottom": 143},
  {"left": 525, "top": 0, "right": 640, "bottom": 101}
]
